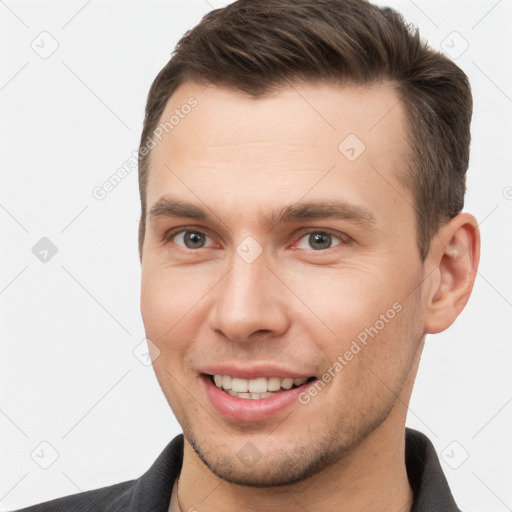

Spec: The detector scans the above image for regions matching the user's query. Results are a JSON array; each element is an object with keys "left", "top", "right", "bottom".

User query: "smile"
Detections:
[
  {"left": 202, "top": 373, "right": 318, "bottom": 422},
  {"left": 211, "top": 374, "right": 314, "bottom": 399}
]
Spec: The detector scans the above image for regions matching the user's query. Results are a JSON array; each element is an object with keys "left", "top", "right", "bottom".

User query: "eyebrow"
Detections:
[{"left": 148, "top": 196, "right": 376, "bottom": 229}]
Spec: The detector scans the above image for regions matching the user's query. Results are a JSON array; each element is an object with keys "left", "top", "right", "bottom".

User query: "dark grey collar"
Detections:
[{"left": 406, "top": 428, "right": 462, "bottom": 512}]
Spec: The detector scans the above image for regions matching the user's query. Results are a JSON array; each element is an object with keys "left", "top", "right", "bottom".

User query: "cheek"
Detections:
[
  {"left": 140, "top": 273, "right": 195, "bottom": 388},
  {"left": 140, "top": 272, "right": 167, "bottom": 338},
  {"left": 285, "top": 265, "right": 396, "bottom": 329},
  {"left": 140, "top": 268, "right": 184, "bottom": 347},
  {"left": 140, "top": 265, "right": 213, "bottom": 347},
  {"left": 289, "top": 264, "right": 419, "bottom": 369}
]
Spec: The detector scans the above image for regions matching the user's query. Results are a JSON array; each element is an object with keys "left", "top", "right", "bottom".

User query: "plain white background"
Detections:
[{"left": 1, "top": 0, "right": 511, "bottom": 510}]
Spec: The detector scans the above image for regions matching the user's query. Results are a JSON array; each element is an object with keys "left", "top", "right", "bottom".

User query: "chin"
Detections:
[{"left": 186, "top": 428, "right": 358, "bottom": 488}]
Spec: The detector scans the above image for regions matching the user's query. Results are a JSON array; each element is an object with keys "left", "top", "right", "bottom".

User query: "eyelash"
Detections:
[{"left": 163, "top": 227, "right": 349, "bottom": 252}]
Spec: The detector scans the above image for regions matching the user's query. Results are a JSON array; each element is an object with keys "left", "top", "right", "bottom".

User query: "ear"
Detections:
[{"left": 423, "top": 213, "right": 480, "bottom": 334}]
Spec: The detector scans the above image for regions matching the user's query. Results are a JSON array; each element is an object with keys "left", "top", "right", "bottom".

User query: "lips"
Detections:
[{"left": 201, "top": 372, "right": 317, "bottom": 422}]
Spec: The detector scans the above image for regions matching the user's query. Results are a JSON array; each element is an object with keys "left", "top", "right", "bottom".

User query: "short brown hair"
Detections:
[{"left": 138, "top": 0, "right": 472, "bottom": 261}]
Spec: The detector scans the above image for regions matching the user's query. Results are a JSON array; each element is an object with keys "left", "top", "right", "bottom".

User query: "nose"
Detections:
[{"left": 207, "top": 249, "right": 290, "bottom": 343}]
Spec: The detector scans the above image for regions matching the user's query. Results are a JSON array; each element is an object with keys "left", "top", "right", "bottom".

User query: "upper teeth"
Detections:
[{"left": 213, "top": 375, "right": 308, "bottom": 393}]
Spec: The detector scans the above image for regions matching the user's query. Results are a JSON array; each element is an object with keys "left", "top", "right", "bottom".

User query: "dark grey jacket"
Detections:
[{"left": 10, "top": 428, "right": 461, "bottom": 511}]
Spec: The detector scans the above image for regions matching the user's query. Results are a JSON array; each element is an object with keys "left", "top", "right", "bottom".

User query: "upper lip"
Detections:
[{"left": 200, "top": 364, "right": 314, "bottom": 380}]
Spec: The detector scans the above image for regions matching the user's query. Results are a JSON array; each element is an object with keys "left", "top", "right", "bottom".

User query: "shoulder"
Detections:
[
  {"left": 8, "top": 479, "right": 137, "bottom": 512},
  {"left": 7, "top": 434, "right": 184, "bottom": 512}
]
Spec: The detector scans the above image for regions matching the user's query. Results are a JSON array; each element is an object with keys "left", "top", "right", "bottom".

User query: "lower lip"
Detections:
[{"left": 202, "top": 374, "right": 315, "bottom": 422}]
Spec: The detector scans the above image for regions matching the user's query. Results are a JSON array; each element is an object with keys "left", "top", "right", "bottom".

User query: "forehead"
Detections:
[{"left": 145, "top": 81, "right": 412, "bottom": 225}]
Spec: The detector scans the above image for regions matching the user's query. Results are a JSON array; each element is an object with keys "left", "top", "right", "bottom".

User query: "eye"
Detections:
[
  {"left": 295, "top": 230, "right": 347, "bottom": 251},
  {"left": 164, "top": 227, "right": 348, "bottom": 252},
  {"left": 167, "top": 229, "right": 216, "bottom": 250}
]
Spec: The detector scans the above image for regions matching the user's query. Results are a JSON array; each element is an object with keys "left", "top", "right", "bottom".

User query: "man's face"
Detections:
[{"left": 140, "top": 81, "right": 427, "bottom": 486}]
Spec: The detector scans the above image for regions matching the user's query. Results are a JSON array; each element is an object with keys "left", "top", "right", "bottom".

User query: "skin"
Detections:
[{"left": 139, "top": 81, "right": 480, "bottom": 512}]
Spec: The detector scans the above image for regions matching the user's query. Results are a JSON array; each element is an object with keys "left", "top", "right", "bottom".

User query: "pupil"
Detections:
[
  {"left": 185, "top": 232, "right": 204, "bottom": 248},
  {"left": 310, "top": 233, "right": 331, "bottom": 250}
]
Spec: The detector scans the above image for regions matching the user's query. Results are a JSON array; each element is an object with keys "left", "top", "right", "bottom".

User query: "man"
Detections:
[{"left": 13, "top": 0, "right": 479, "bottom": 510}]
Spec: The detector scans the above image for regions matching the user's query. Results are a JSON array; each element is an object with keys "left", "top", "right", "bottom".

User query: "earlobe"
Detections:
[{"left": 423, "top": 213, "right": 480, "bottom": 334}]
